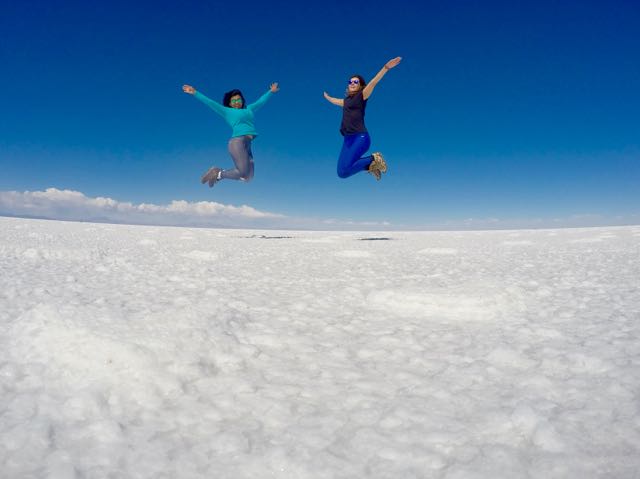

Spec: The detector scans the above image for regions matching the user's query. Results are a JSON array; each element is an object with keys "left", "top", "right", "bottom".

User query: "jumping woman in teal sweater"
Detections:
[{"left": 183, "top": 82, "right": 279, "bottom": 187}]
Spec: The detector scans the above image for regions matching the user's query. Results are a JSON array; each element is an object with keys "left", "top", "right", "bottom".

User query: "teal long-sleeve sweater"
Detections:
[{"left": 193, "top": 90, "right": 273, "bottom": 138}]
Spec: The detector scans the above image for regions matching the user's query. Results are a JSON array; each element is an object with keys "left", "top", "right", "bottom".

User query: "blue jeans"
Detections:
[
  {"left": 336, "top": 133, "right": 373, "bottom": 178},
  {"left": 221, "top": 135, "right": 254, "bottom": 181}
]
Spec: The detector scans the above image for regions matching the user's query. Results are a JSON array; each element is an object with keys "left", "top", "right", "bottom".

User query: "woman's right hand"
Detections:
[{"left": 182, "top": 84, "right": 196, "bottom": 95}]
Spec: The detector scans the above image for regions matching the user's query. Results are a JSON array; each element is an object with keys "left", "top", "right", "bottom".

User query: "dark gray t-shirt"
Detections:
[{"left": 340, "top": 91, "right": 368, "bottom": 136}]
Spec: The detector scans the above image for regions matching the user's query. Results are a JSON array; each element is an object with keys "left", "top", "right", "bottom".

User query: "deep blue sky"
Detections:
[{"left": 1, "top": 0, "right": 638, "bottom": 228}]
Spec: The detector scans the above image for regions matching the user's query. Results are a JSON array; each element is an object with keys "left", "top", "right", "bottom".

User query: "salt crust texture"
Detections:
[{"left": 1, "top": 217, "right": 639, "bottom": 478}]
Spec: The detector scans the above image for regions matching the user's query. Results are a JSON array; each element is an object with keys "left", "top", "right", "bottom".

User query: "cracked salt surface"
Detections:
[{"left": 1, "top": 217, "right": 639, "bottom": 478}]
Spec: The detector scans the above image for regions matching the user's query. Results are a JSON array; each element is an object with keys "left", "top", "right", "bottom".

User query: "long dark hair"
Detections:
[
  {"left": 222, "top": 89, "right": 246, "bottom": 108},
  {"left": 346, "top": 75, "right": 367, "bottom": 96}
]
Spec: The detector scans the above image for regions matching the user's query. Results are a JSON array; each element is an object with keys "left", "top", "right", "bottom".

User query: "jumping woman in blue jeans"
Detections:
[
  {"left": 323, "top": 57, "right": 401, "bottom": 181},
  {"left": 182, "top": 82, "right": 279, "bottom": 187}
]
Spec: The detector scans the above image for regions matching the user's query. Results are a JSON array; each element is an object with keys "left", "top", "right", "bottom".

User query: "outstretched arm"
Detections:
[
  {"left": 323, "top": 92, "right": 344, "bottom": 107},
  {"left": 248, "top": 82, "right": 279, "bottom": 111},
  {"left": 183, "top": 84, "right": 226, "bottom": 116},
  {"left": 361, "top": 56, "right": 402, "bottom": 100}
]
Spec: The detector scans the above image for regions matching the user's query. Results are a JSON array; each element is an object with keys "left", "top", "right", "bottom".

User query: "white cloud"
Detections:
[
  {"left": 1, "top": 188, "right": 637, "bottom": 231},
  {"left": 0, "top": 188, "right": 402, "bottom": 231},
  {"left": 0, "top": 188, "right": 285, "bottom": 228}
]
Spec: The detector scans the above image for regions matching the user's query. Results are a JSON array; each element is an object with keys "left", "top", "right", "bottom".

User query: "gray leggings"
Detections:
[{"left": 221, "top": 135, "right": 254, "bottom": 181}]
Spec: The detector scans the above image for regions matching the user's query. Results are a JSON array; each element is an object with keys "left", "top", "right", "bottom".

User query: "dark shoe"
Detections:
[{"left": 201, "top": 167, "right": 222, "bottom": 187}]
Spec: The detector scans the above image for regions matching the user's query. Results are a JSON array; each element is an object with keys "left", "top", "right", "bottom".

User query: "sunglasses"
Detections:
[
  {"left": 230, "top": 98, "right": 243, "bottom": 104},
  {"left": 348, "top": 79, "right": 360, "bottom": 85}
]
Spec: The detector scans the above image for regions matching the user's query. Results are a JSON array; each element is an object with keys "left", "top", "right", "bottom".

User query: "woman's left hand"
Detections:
[
  {"left": 385, "top": 57, "right": 402, "bottom": 70},
  {"left": 270, "top": 82, "right": 280, "bottom": 93}
]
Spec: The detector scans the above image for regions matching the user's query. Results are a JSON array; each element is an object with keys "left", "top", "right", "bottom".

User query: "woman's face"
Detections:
[
  {"left": 229, "top": 94, "right": 243, "bottom": 109},
  {"left": 347, "top": 77, "right": 362, "bottom": 94}
]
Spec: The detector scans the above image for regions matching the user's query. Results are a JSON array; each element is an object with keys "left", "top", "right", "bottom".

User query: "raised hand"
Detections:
[
  {"left": 385, "top": 57, "right": 402, "bottom": 70},
  {"left": 182, "top": 84, "right": 196, "bottom": 95},
  {"left": 270, "top": 82, "right": 280, "bottom": 93}
]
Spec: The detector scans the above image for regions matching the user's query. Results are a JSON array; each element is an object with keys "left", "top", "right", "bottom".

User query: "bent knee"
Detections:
[{"left": 337, "top": 168, "right": 350, "bottom": 179}]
